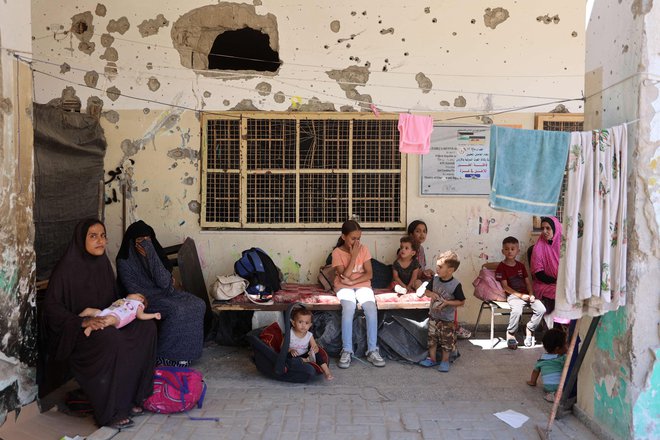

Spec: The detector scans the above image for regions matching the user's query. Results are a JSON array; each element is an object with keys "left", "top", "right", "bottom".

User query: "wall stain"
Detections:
[
  {"left": 138, "top": 14, "right": 169, "bottom": 37},
  {"left": 536, "top": 14, "right": 561, "bottom": 24},
  {"left": 59, "top": 63, "right": 70, "bottom": 74},
  {"left": 102, "top": 109, "right": 119, "bottom": 123},
  {"left": 230, "top": 99, "right": 260, "bottom": 111},
  {"left": 288, "top": 97, "right": 336, "bottom": 112},
  {"left": 100, "top": 47, "right": 118, "bottom": 62},
  {"left": 71, "top": 11, "right": 95, "bottom": 54},
  {"left": 95, "top": 4, "right": 107, "bottom": 17},
  {"left": 106, "top": 86, "right": 121, "bottom": 101},
  {"left": 326, "top": 65, "right": 372, "bottom": 107},
  {"left": 256, "top": 82, "right": 272, "bottom": 96},
  {"left": 483, "top": 7, "right": 510, "bottom": 29},
  {"left": 188, "top": 200, "right": 201, "bottom": 214},
  {"left": 147, "top": 77, "right": 161, "bottom": 92},
  {"left": 280, "top": 255, "right": 301, "bottom": 282},
  {"left": 330, "top": 20, "right": 340, "bottom": 33},
  {"left": 415, "top": 72, "right": 432, "bottom": 94},
  {"left": 100, "top": 33, "right": 114, "bottom": 48},
  {"left": 107, "top": 16, "right": 130, "bottom": 34},
  {"left": 84, "top": 70, "right": 99, "bottom": 88},
  {"left": 454, "top": 95, "right": 466, "bottom": 107},
  {"left": 273, "top": 91, "right": 285, "bottom": 103}
]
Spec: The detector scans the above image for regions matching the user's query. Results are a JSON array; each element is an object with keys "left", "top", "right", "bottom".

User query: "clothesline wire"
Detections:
[
  {"left": 14, "top": 52, "right": 579, "bottom": 101},
  {"left": 20, "top": 34, "right": 586, "bottom": 79},
  {"left": 26, "top": 62, "right": 586, "bottom": 123}
]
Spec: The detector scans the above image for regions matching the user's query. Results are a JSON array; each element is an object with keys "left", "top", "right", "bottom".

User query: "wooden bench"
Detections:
[{"left": 211, "top": 284, "right": 431, "bottom": 312}]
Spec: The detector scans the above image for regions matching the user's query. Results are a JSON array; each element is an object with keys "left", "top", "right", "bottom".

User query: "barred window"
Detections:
[
  {"left": 534, "top": 113, "right": 584, "bottom": 225},
  {"left": 201, "top": 113, "right": 406, "bottom": 229}
]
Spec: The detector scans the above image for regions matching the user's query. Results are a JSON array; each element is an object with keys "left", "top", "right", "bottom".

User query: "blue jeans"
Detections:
[{"left": 336, "top": 287, "right": 378, "bottom": 353}]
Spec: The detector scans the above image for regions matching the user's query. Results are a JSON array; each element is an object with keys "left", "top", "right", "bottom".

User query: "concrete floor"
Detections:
[{"left": 56, "top": 337, "right": 600, "bottom": 440}]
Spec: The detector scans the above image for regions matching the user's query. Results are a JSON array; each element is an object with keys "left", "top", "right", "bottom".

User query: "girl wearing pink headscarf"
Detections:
[{"left": 531, "top": 216, "right": 562, "bottom": 315}]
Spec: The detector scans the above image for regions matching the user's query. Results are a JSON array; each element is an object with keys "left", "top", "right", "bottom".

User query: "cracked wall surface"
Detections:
[
  {"left": 25, "top": 0, "right": 588, "bottom": 331},
  {"left": 0, "top": 1, "right": 37, "bottom": 425}
]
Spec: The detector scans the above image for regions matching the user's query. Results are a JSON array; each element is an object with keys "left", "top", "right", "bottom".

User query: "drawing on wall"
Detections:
[{"left": 420, "top": 125, "right": 491, "bottom": 195}]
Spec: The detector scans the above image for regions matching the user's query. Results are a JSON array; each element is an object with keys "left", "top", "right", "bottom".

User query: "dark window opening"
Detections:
[{"left": 208, "top": 28, "right": 280, "bottom": 72}]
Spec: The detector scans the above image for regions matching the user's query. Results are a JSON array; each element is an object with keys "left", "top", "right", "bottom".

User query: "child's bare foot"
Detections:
[
  {"left": 526, "top": 380, "right": 536, "bottom": 386},
  {"left": 325, "top": 373, "right": 334, "bottom": 380}
]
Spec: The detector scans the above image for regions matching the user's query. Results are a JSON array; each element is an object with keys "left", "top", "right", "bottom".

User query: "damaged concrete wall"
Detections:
[
  {"left": 580, "top": 1, "right": 660, "bottom": 439},
  {"left": 29, "top": 1, "right": 585, "bottom": 327},
  {"left": 0, "top": 1, "right": 37, "bottom": 426}
]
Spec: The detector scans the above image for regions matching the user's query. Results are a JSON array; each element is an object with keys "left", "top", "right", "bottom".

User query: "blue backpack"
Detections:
[{"left": 234, "top": 248, "right": 282, "bottom": 298}]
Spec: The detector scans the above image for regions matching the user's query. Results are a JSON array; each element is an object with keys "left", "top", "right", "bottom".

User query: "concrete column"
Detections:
[{"left": 580, "top": 1, "right": 660, "bottom": 439}]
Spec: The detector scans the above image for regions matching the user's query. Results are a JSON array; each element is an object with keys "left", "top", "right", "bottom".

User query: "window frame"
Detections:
[{"left": 201, "top": 112, "right": 407, "bottom": 230}]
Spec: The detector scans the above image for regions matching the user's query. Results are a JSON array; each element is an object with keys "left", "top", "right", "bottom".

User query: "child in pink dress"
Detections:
[{"left": 79, "top": 293, "right": 161, "bottom": 337}]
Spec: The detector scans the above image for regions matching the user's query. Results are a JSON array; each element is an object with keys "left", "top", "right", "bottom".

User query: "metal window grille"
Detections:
[
  {"left": 534, "top": 113, "right": 584, "bottom": 224},
  {"left": 201, "top": 113, "right": 406, "bottom": 229}
]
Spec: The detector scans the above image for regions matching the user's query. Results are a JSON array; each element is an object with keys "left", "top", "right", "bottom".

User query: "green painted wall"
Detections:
[
  {"left": 633, "top": 349, "right": 660, "bottom": 440},
  {"left": 594, "top": 308, "right": 632, "bottom": 439}
]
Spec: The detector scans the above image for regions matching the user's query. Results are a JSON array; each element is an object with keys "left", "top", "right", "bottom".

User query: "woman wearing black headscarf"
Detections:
[
  {"left": 116, "top": 220, "right": 205, "bottom": 366},
  {"left": 44, "top": 219, "right": 156, "bottom": 429}
]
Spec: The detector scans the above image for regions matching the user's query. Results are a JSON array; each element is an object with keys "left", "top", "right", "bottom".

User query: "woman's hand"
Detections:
[
  {"left": 135, "top": 236, "right": 150, "bottom": 257},
  {"left": 82, "top": 316, "right": 111, "bottom": 331},
  {"left": 288, "top": 348, "right": 300, "bottom": 357}
]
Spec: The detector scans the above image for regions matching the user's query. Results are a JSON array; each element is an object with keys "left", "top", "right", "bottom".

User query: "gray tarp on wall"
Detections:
[{"left": 33, "top": 104, "right": 107, "bottom": 280}]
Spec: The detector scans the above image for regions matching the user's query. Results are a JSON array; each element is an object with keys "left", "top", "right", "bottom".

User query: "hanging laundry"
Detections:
[
  {"left": 554, "top": 124, "right": 627, "bottom": 319},
  {"left": 398, "top": 114, "right": 433, "bottom": 154},
  {"left": 489, "top": 125, "right": 570, "bottom": 216}
]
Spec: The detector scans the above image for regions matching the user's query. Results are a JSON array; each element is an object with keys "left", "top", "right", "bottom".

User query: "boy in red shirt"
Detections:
[{"left": 496, "top": 236, "right": 546, "bottom": 349}]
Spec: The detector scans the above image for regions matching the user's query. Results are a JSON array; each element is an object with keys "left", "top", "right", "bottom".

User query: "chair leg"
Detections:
[
  {"left": 473, "top": 302, "right": 486, "bottom": 337},
  {"left": 490, "top": 304, "right": 496, "bottom": 348}
]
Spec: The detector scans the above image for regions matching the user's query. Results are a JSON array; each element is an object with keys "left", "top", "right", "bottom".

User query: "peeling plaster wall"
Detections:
[
  {"left": 0, "top": 0, "right": 37, "bottom": 427},
  {"left": 581, "top": 1, "right": 660, "bottom": 439},
  {"left": 29, "top": 1, "right": 584, "bottom": 328}
]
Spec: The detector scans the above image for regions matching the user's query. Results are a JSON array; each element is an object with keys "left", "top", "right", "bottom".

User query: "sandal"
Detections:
[
  {"left": 107, "top": 417, "right": 134, "bottom": 430},
  {"left": 507, "top": 338, "right": 518, "bottom": 350},
  {"left": 130, "top": 406, "right": 146, "bottom": 417},
  {"left": 419, "top": 357, "right": 439, "bottom": 367}
]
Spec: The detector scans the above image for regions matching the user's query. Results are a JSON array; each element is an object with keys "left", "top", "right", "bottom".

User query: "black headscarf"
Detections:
[
  {"left": 44, "top": 218, "right": 118, "bottom": 360},
  {"left": 116, "top": 220, "right": 173, "bottom": 272}
]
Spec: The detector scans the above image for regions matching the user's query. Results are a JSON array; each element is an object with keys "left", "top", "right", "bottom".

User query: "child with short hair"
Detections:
[
  {"left": 392, "top": 236, "right": 422, "bottom": 294},
  {"left": 527, "top": 328, "right": 568, "bottom": 402},
  {"left": 496, "top": 236, "right": 546, "bottom": 349},
  {"left": 418, "top": 251, "right": 465, "bottom": 372},
  {"left": 289, "top": 308, "right": 333, "bottom": 380},
  {"left": 79, "top": 293, "right": 161, "bottom": 337}
]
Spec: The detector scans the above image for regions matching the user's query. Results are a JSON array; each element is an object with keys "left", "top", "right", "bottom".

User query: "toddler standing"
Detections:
[{"left": 418, "top": 251, "right": 465, "bottom": 372}]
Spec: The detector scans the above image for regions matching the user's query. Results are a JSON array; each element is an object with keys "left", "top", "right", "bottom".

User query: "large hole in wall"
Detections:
[
  {"left": 209, "top": 28, "right": 279, "bottom": 72},
  {"left": 171, "top": 3, "right": 280, "bottom": 76}
]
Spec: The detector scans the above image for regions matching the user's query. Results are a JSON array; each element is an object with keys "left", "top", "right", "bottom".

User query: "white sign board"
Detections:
[{"left": 420, "top": 125, "right": 491, "bottom": 195}]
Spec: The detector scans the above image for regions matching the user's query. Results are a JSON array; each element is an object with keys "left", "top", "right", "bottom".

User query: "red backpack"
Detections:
[{"left": 142, "top": 366, "right": 207, "bottom": 414}]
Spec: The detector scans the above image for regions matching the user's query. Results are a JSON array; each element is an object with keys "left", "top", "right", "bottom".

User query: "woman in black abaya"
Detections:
[{"left": 44, "top": 219, "right": 156, "bottom": 429}]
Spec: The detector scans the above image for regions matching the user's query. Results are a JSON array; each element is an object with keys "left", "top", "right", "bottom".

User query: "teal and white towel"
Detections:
[{"left": 489, "top": 125, "right": 570, "bottom": 216}]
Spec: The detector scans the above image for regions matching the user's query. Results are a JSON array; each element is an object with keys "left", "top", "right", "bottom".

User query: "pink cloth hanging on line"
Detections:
[{"left": 398, "top": 114, "right": 434, "bottom": 154}]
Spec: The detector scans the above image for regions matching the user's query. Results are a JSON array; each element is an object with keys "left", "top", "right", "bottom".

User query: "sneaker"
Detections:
[
  {"left": 366, "top": 349, "right": 386, "bottom": 367},
  {"left": 416, "top": 281, "right": 429, "bottom": 298},
  {"left": 524, "top": 335, "right": 535, "bottom": 347},
  {"left": 338, "top": 351, "right": 352, "bottom": 369},
  {"left": 419, "top": 357, "right": 438, "bottom": 367},
  {"left": 394, "top": 284, "right": 408, "bottom": 295},
  {"left": 438, "top": 361, "right": 450, "bottom": 372}
]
